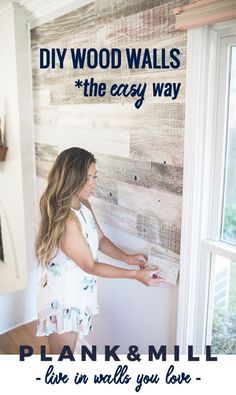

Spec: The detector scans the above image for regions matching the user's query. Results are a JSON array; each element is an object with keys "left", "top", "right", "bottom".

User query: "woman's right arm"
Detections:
[{"left": 60, "top": 212, "right": 163, "bottom": 287}]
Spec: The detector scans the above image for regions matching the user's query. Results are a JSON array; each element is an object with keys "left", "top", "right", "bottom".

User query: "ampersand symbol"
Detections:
[{"left": 127, "top": 345, "right": 141, "bottom": 361}]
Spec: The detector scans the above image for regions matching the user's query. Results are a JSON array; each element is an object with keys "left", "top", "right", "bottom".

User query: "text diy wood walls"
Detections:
[{"left": 32, "top": 0, "right": 191, "bottom": 265}]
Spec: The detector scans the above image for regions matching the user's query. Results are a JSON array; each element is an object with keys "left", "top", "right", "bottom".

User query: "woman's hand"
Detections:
[
  {"left": 135, "top": 268, "right": 164, "bottom": 287},
  {"left": 125, "top": 253, "right": 148, "bottom": 269}
]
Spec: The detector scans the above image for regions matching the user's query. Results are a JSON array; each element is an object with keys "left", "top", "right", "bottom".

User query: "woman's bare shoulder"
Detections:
[{"left": 65, "top": 209, "right": 82, "bottom": 230}]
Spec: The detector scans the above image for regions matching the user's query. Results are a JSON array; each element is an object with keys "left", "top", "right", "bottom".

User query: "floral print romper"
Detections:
[{"left": 36, "top": 203, "right": 99, "bottom": 339}]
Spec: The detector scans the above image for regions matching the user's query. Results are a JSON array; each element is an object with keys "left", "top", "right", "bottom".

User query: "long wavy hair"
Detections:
[{"left": 35, "top": 147, "right": 96, "bottom": 266}]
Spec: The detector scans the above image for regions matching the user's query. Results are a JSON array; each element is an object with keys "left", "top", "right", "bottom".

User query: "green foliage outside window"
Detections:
[
  {"left": 212, "top": 262, "right": 236, "bottom": 354},
  {"left": 212, "top": 309, "right": 236, "bottom": 354},
  {"left": 223, "top": 204, "right": 236, "bottom": 244}
]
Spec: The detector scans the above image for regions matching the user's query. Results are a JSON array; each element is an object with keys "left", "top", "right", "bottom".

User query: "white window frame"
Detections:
[{"left": 176, "top": 20, "right": 236, "bottom": 353}]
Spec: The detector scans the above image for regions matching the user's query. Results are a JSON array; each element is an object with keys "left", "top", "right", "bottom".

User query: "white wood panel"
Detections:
[
  {"left": 57, "top": 127, "right": 129, "bottom": 158},
  {"left": 151, "top": 162, "right": 183, "bottom": 194},
  {"left": 95, "top": 153, "right": 151, "bottom": 188},
  {"left": 118, "top": 182, "right": 182, "bottom": 226},
  {"left": 90, "top": 196, "right": 137, "bottom": 236},
  {"left": 93, "top": 176, "right": 118, "bottom": 205},
  {"left": 147, "top": 246, "right": 180, "bottom": 285},
  {"left": 137, "top": 214, "right": 181, "bottom": 254},
  {"left": 35, "top": 142, "right": 58, "bottom": 178},
  {"left": 130, "top": 130, "right": 184, "bottom": 167},
  {"left": 33, "top": 102, "right": 138, "bottom": 126}
]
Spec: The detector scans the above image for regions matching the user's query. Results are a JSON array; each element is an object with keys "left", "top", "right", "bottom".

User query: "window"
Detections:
[
  {"left": 221, "top": 46, "right": 236, "bottom": 246},
  {"left": 177, "top": 22, "right": 236, "bottom": 354},
  {"left": 205, "top": 38, "right": 236, "bottom": 353}
]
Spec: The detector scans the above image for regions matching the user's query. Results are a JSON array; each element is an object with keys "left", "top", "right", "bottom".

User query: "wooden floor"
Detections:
[{"left": 0, "top": 321, "right": 49, "bottom": 354}]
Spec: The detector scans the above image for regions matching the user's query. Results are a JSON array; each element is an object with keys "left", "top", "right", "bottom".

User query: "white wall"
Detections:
[
  {"left": 0, "top": 2, "right": 38, "bottom": 334},
  {"left": 88, "top": 227, "right": 178, "bottom": 353}
]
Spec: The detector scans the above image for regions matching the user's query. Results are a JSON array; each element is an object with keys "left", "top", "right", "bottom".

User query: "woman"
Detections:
[{"left": 35, "top": 147, "right": 162, "bottom": 353}]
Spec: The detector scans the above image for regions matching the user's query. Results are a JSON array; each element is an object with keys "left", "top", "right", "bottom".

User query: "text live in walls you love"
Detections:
[{"left": 19, "top": 345, "right": 217, "bottom": 391}]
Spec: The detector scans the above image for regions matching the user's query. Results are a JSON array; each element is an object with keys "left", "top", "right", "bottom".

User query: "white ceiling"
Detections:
[{"left": 2, "top": 0, "right": 92, "bottom": 28}]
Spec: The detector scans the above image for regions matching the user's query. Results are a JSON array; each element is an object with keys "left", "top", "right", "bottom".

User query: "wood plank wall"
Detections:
[{"left": 31, "top": 0, "right": 194, "bottom": 267}]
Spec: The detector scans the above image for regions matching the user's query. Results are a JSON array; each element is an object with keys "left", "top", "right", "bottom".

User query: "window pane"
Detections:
[
  {"left": 221, "top": 46, "right": 236, "bottom": 246},
  {"left": 211, "top": 254, "right": 236, "bottom": 354}
]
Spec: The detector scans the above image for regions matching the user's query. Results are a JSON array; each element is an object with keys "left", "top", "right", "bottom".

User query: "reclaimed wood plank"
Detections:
[
  {"left": 33, "top": 103, "right": 138, "bottom": 129},
  {"left": 62, "top": 129, "right": 129, "bottom": 159},
  {"left": 130, "top": 102, "right": 185, "bottom": 166},
  {"left": 91, "top": 196, "right": 181, "bottom": 267},
  {"left": 137, "top": 214, "right": 181, "bottom": 254},
  {"left": 95, "top": 0, "right": 162, "bottom": 22},
  {"left": 130, "top": 103, "right": 184, "bottom": 168},
  {"left": 151, "top": 162, "right": 183, "bottom": 194},
  {"left": 95, "top": 0, "right": 190, "bottom": 23},
  {"left": 118, "top": 183, "right": 182, "bottom": 226},
  {"left": 35, "top": 143, "right": 58, "bottom": 179},
  {"left": 130, "top": 131, "right": 184, "bottom": 167},
  {"left": 90, "top": 196, "right": 137, "bottom": 235},
  {"left": 33, "top": 101, "right": 185, "bottom": 160},
  {"left": 136, "top": 102, "right": 185, "bottom": 132},
  {"left": 95, "top": 153, "right": 151, "bottom": 188},
  {"left": 147, "top": 245, "right": 180, "bottom": 284},
  {"left": 35, "top": 125, "right": 68, "bottom": 145},
  {"left": 148, "top": 242, "right": 180, "bottom": 261},
  {"left": 128, "top": 104, "right": 185, "bottom": 152},
  {"left": 31, "top": 2, "right": 95, "bottom": 49},
  {"left": 95, "top": 1, "right": 177, "bottom": 47},
  {"left": 34, "top": 103, "right": 184, "bottom": 155},
  {"left": 93, "top": 176, "right": 118, "bottom": 204}
]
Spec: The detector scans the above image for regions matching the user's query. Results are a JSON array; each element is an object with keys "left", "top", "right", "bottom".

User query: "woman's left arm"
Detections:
[
  {"left": 84, "top": 199, "right": 147, "bottom": 268},
  {"left": 99, "top": 235, "right": 147, "bottom": 268}
]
